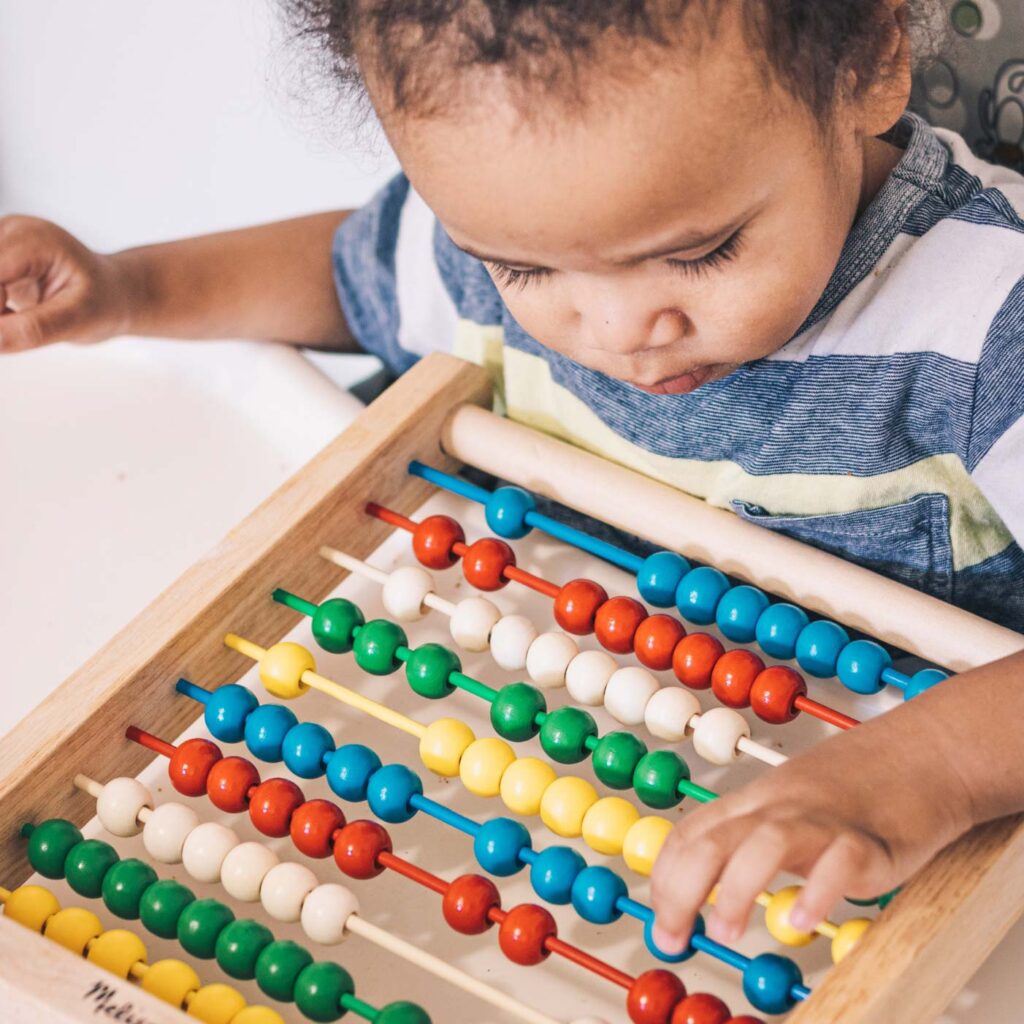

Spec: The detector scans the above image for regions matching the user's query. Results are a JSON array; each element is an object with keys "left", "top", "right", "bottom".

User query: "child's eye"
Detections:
[
  {"left": 666, "top": 229, "right": 744, "bottom": 278},
  {"left": 486, "top": 263, "right": 553, "bottom": 291}
]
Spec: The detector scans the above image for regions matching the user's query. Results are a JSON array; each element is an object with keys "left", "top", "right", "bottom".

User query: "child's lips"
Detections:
[{"left": 631, "top": 366, "right": 715, "bottom": 395}]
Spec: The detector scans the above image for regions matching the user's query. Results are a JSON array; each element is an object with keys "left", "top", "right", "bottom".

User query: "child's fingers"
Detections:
[{"left": 0, "top": 292, "right": 80, "bottom": 351}]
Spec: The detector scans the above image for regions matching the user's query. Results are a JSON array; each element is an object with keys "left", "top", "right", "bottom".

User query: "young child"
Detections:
[{"left": 2, "top": 0, "right": 1022, "bottom": 965}]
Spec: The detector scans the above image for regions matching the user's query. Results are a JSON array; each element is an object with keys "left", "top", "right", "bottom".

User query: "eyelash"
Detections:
[{"left": 485, "top": 229, "right": 745, "bottom": 291}]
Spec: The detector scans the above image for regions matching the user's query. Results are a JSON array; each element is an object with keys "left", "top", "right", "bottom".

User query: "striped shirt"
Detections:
[{"left": 332, "top": 113, "right": 1024, "bottom": 633}]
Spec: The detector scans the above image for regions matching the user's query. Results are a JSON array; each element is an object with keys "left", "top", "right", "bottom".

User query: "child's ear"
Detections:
[{"left": 851, "top": 0, "right": 913, "bottom": 137}]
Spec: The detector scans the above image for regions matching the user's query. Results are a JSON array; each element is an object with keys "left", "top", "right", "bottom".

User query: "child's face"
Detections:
[{"left": 379, "top": 9, "right": 906, "bottom": 393}]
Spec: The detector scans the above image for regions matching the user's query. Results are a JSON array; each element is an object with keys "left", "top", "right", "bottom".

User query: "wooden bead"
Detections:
[
  {"left": 691, "top": 708, "right": 750, "bottom": 765},
  {"left": 333, "top": 820, "right": 392, "bottom": 880},
  {"left": 87, "top": 929, "right": 147, "bottom": 979},
  {"left": 672, "top": 633, "right": 725, "bottom": 689},
  {"left": 442, "top": 874, "right": 501, "bottom": 935},
  {"left": 581, "top": 797, "right": 640, "bottom": 856},
  {"left": 764, "top": 886, "right": 815, "bottom": 946},
  {"left": 260, "top": 862, "right": 318, "bottom": 923},
  {"left": 671, "top": 992, "right": 731, "bottom": 1024},
  {"left": 489, "top": 614, "right": 539, "bottom": 671},
  {"left": 44, "top": 907, "right": 102, "bottom": 954},
  {"left": 711, "top": 650, "right": 765, "bottom": 708},
  {"left": 168, "top": 738, "right": 222, "bottom": 797},
  {"left": 419, "top": 718, "right": 476, "bottom": 777},
  {"left": 622, "top": 816, "right": 673, "bottom": 876},
  {"left": 627, "top": 968, "right": 686, "bottom": 1024},
  {"left": 220, "top": 842, "right": 280, "bottom": 903},
  {"left": 300, "top": 883, "right": 359, "bottom": 945},
  {"left": 4, "top": 885, "right": 60, "bottom": 932},
  {"left": 459, "top": 738, "right": 517, "bottom": 797},
  {"left": 831, "top": 918, "right": 871, "bottom": 963},
  {"left": 539, "top": 776, "right": 598, "bottom": 838},
  {"left": 499, "top": 757, "right": 557, "bottom": 816},
  {"left": 258, "top": 642, "right": 314, "bottom": 700},
  {"left": 189, "top": 983, "right": 247, "bottom": 1024},
  {"left": 290, "top": 799, "right": 347, "bottom": 859},
  {"left": 554, "top": 579, "right": 609, "bottom": 634},
  {"left": 206, "top": 756, "right": 260, "bottom": 814},
  {"left": 751, "top": 667, "right": 807, "bottom": 724},
  {"left": 381, "top": 565, "right": 435, "bottom": 622},
  {"left": 462, "top": 537, "right": 516, "bottom": 590},
  {"left": 644, "top": 688, "right": 701, "bottom": 742},
  {"left": 143, "top": 802, "right": 200, "bottom": 864},
  {"left": 604, "top": 667, "right": 661, "bottom": 726},
  {"left": 181, "top": 821, "right": 240, "bottom": 884},
  {"left": 96, "top": 778, "right": 153, "bottom": 837},
  {"left": 248, "top": 778, "right": 305, "bottom": 838},
  {"left": 498, "top": 904, "right": 556, "bottom": 965},
  {"left": 141, "top": 958, "right": 202, "bottom": 1006},
  {"left": 412, "top": 514, "right": 465, "bottom": 569},
  {"left": 594, "top": 597, "right": 647, "bottom": 654},
  {"left": 565, "top": 650, "right": 618, "bottom": 706},
  {"left": 526, "top": 632, "right": 578, "bottom": 689},
  {"left": 450, "top": 597, "right": 502, "bottom": 652},
  {"left": 633, "top": 615, "right": 687, "bottom": 671}
]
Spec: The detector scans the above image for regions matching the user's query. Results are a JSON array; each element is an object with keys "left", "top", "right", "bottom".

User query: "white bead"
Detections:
[
  {"left": 142, "top": 803, "right": 200, "bottom": 864},
  {"left": 525, "top": 632, "right": 578, "bottom": 689},
  {"left": 565, "top": 650, "right": 618, "bottom": 706},
  {"left": 261, "top": 861, "right": 319, "bottom": 923},
  {"left": 644, "top": 687, "right": 702, "bottom": 742},
  {"left": 181, "top": 821, "right": 240, "bottom": 884},
  {"left": 450, "top": 597, "right": 502, "bottom": 652},
  {"left": 96, "top": 778, "right": 153, "bottom": 837},
  {"left": 489, "top": 614, "right": 539, "bottom": 671},
  {"left": 604, "top": 667, "right": 661, "bottom": 725},
  {"left": 381, "top": 565, "right": 435, "bottom": 622},
  {"left": 220, "top": 841, "right": 280, "bottom": 902},
  {"left": 692, "top": 706, "right": 751, "bottom": 765},
  {"left": 300, "top": 883, "right": 360, "bottom": 945}
]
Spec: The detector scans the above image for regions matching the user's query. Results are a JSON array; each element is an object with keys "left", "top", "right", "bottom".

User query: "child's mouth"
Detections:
[{"left": 631, "top": 366, "right": 715, "bottom": 395}]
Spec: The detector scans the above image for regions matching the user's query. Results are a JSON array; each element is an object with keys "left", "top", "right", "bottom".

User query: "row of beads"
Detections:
[
  {"left": 1, "top": 881, "right": 282, "bottom": 1024},
  {"left": 22, "top": 817, "right": 414, "bottom": 1024},
  {"left": 405, "top": 464, "right": 950, "bottom": 699}
]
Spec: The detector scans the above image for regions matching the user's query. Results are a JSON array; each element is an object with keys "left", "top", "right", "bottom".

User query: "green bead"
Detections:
[
  {"left": 139, "top": 879, "right": 196, "bottom": 939},
  {"left": 376, "top": 1002, "right": 433, "bottom": 1024},
  {"left": 633, "top": 750, "right": 690, "bottom": 809},
  {"left": 101, "top": 858, "right": 159, "bottom": 919},
  {"left": 64, "top": 839, "right": 119, "bottom": 898},
  {"left": 353, "top": 619, "right": 407, "bottom": 675},
  {"left": 215, "top": 919, "right": 274, "bottom": 980},
  {"left": 490, "top": 682, "right": 546, "bottom": 742},
  {"left": 293, "top": 961, "right": 355, "bottom": 1022},
  {"left": 538, "top": 706, "right": 598, "bottom": 764},
  {"left": 256, "top": 939, "right": 314, "bottom": 1002},
  {"left": 312, "top": 598, "right": 365, "bottom": 654},
  {"left": 25, "top": 819, "right": 82, "bottom": 879},
  {"left": 592, "top": 732, "right": 648, "bottom": 789},
  {"left": 405, "top": 643, "right": 460, "bottom": 699},
  {"left": 177, "top": 898, "right": 235, "bottom": 959}
]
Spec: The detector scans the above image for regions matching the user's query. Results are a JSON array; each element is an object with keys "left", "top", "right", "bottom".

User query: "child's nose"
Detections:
[{"left": 584, "top": 304, "right": 690, "bottom": 356}]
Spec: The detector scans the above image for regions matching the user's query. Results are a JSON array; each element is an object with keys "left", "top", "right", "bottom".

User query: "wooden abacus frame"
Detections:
[{"left": 2, "top": 352, "right": 1023, "bottom": 1024}]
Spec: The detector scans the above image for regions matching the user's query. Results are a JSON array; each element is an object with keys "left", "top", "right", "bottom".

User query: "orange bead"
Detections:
[
  {"left": 634, "top": 615, "right": 687, "bottom": 671},
  {"left": 594, "top": 597, "right": 647, "bottom": 654},
  {"left": 497, "top": 904, "right": 556, "bottom": 965},
  {"left": 627, "top": 969, "right": 687, "bottom": 1024},
  {"left": 462, "top": 537, "right": 516, "bottom": 591},
  {"left": 290, "top": 799, "right": 347, "bottom": 859},
  {"left": 248, "top": 777, "right": 304, "bottom": 837},
  {"left": 710, "top": 650, "right": 765, "bottom": 708},
  {"left": 168, "top": 739, "right": 222, "bottom": 797},
  {"left": 206, "top": 756, "right": 260, "bottom": 813},
  {"left": 672, "top": 633, "right": 725, "bottom": 689},
  {"left": 751, "top": 667, "right": 807, "bottom": 724},
  {"left": 442, "top": 874, "right": 501, "bottom": 934},
  {"left": 671, "top": 992, "right": 731, "bottom": 1024},
  {"left": 333, "top": 819, "right": 392, "bottom": 879},
  {"left": 553, "top": 579, "right": 609, "bottom": 635},
  {"left": 412, "top": 515, "right": 465, "bottom": 570}
]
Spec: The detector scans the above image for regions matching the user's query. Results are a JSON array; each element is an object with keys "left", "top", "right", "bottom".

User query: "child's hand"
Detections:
[
  {"left": 0, "top": 215, "right": 135, "bottom": 352},
  {"left": 649, "top": 702, "right": 975, "bottom": 951}
]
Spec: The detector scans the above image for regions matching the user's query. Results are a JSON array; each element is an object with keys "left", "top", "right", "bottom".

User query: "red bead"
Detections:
[
  {"left": 412, "top": 515, "right": 465, "bottom": 570},
  {"left": 710, "top": 650, "right": 765, "bottom": 708},
  {"left": 633, "top": 615, "right": 687, "bottom": 671},
  {"left": 247, "top": 777, "right": 304, "bottom": 837},
  {"left": 167, "top": 738, "right": 222, "bottom": 797},
  {"left": 442, "top": 874, "right": 501, "bottom": 935},
  {"left": 206, "top": 756, "right": 260, "bottom": 813},
  {"left": 497, "top": 904, "right": 556, "bottom": 965},
  {"left": 750, "top": 666, "right": 807, "bottom": 724},
  {"left": 725, "top": 1018, "right": 764, "bottom": 1024},
  {"left": 627, "top": 969, "right": 687, "bottom": 1024},
  {"left": 553, "top": 579, "right": 609, "bottom": 635},
  {"left": 290, "top": 799, "right": 347, "bottom": 859},
  {"left": 462, "top": 537, "right": 516, "bottom": 591},
  {"left": 672, "top": 633, "right": 725, "bottom": 689},
  {"left": 594, "top": 596, "right": 647, "bottom": 654},
  {"left": 670, "top": 992, "right": 731, "bottom": 1024},
  {"left": 333, "top": 820, "right": 392, "bottom": 879}
]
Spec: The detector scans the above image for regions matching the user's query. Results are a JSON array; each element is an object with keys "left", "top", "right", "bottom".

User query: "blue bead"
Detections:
[
  {"left": 281, "top": 722, "right": 335, "bottom": 779},
  {"left": 795, "top": 620, "right": 850, "bottom": 678},
  {"left": 837, "top": 639, "right": 892, "bottom": 694},
  {"left": 675, "top": 566, "right": 730, "bottom": 625},
  {"left": 325, "top": 744, "right": 382, "bottom": 802},
  {"left": 204, "top": 685, "right": 258, "bottom": 743},
  {"left": 485, "top": 486, "right": 536, "bottom": 540},
  {"left": 570, "top": 866, "right": 627, "bottom": 924},
  {"left": 244, "top": 704, "right": 298, "bottom": 763},
  {"left": 743, "top": 952, "right": 802, "bottom": 1015},
  {"left": 473, "top": 818, "right": 532, "bottom": 877},
  {"left": 637, "top": 551, "right": 690, "bottom": 608},
  {"left": 529, "top": 846, "right": 585, "bottom": 904},
  {"left": 715, "top": 585, "right": 770, "bottom": 643},
  {"left": 366, "top": 765, "right": 423, "bottom": 823},
  {"left": 754, "top": 603, "right": 810, "bottom": 660},
  {"left": 643, "top": 913, "right": 702, "bottom": 963},
  {"left": 905, "top": 667, "right": 949, "bottom": 701}
]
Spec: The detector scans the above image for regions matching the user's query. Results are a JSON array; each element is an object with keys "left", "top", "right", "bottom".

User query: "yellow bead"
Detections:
[
  {"left": 44, "top": 907, "right": 103, "bottom": 954},
  {"left": 764, "top": 886, "right": 815, "bottom": 947},
  {"left": 499, "top": 757, "right": 557, "bottom": 816},
  {"left": 142, "top": 959, "right": 202, "bottom": 1008},
  {"left": 5, "top": 884, "right": 60, "bottom": 932},
  {"left": 581, "top": 797, "right": 640, "bottom": 856},
  {"left": 88, "top": 928, "right": 148, "bottom": 978},
  {"left": 459, "top": 737, "right": 517, "bottom": 797},
  {"left": 419, "top": 718, "right": 475, "bottom": 777},
  {"left": 259, "top": 642, "right": 314, "bottom": 699},
  {"left": 622, "top": 815, "right": 673, "bottom": 876},
  {"left": 230, "top": 1009, "right": 287, "bottom": 1024},
  {"left": 539, "top": 775, "right": 598, "bottom": 838},
  {"left": 188, "top": 983, "right": 248, "bottom": 1024},
  {"left": 831, "top": 917, "right": 872, "bottom": 964}
]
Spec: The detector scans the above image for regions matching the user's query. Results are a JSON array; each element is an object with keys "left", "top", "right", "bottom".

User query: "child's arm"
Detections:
[
  {"left": 0, "top": 212, "right": 356, "bottom": 353},
  {"left": 650, "top": 648, "right": 1024, "bottom": 950}
]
